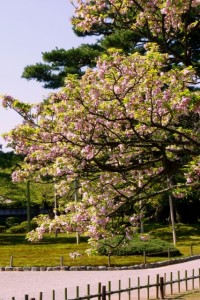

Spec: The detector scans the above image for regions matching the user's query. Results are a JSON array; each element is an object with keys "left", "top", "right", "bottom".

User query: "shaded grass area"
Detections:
[
  {"left": 147, "top": 223, "right": 200, "bottom": 244},
  {"left": 146, "top": 223, "right": 200, "bottom": 255},
  {"left": 166, "top": 291, "right": 200, "bottom": 299},
  {"left": 0, "top": 223, "right": 200, "bottom": 267}
]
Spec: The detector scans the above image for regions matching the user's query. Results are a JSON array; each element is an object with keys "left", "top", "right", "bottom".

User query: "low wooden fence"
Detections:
[
  {"left": 67, "top": 269, "right": 200, "bottom": 300},
  {"left": 9, "top": 267, "right": 200, "bottom": 300}
]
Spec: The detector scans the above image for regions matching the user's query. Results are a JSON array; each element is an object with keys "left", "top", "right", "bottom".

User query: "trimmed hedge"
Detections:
[
  {"left": 97, "top": 235, "right": 181, "bottom": 257},
  {"left": 5, "top": 217, "right": 20, "bottom": 228},
  {"left": 6, "top": 220, "right": 37, "bottom": 233}
]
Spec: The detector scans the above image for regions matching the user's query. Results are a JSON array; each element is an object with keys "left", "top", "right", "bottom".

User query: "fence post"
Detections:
[
  {"left": 185, "top": 270, "right": 188, "bottom": 291},
  {"left": 102, "top": 286, "right": 106, "bottom": 300},
  {"left": 199, "top": 269, "right": 200, "bottom": 290},
  {"left": 170, "top": 272, "right": 173, "bottom": 295},
  {"left": 52, "top": 290, "right": 55, "bottom": 300},
  {"left": 164, "top": 273, "right": 166, "bottom": 296},
  {"left": 25, "top": 295, "right": 28, "bottom": 300},
  {"left": 138, "top": 277, "right": 140, "bottom": 300},
  {"left": 118, "top": 279, "right": 121, "bottom": 300},
  {"left": 192, "top": 269, "right": 195, "bottom": 290},
  {"left": 60, "top": 255, "right": 64, "bottom": 267},
  {"left": 160, "top": 277, "right": 165, "bottom": 299},
  {"left": 98, "top": 282, "right": 102, "bottom": 300},
  {"left": 87, "top": 284, "right": 90, "bottom": 300},
  {"left": 108, "top": 281, "right": 111, "bottom": 300},
  {"left": 39, "top": 292, "right": 43, "bottom": 300},
  {"left": 10, "top": 255, "right": 13, "bottom": 267},
  {"left": 178, "top": 271, "right": 180, "bottom": 293},
  {"left": 76, "top": 286, "right": 79, "bottom": 298},
  {"left": 156, "top": 274, "right": 159, "bottom": 299},
  {"left": 128, "top": 278, "right": 131, "bottom": 300},
  {"left": 168, "top": 248, "right": 170, "bottom": 259},
  {"left": 190, "top": 244, "right": 193, "bottom": 256},
  {"left": 64, "top": 288, "right": 67, "bottom": 300},
  {"left": 147, "top": 275, "right": 150, "bottom": 300},
  {"left": 143, "top": 251, "right": 146, "bottom": 264}
]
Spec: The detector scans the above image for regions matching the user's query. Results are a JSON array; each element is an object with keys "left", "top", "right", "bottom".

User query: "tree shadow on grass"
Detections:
[
  {"left": 0, "top": 233, "right": 88, "bottom": 245},
  {"left": 150, "top": 223, "right": 200, "bottom": 243},
  {"left": 41, "top": 235, "right": 88, "bottom": 244},
  {"left": 0, "top": 234, "right": 27, "bottom": 245}
]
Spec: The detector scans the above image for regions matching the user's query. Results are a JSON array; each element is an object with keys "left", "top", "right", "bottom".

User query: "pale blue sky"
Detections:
[{"left": 0, "top": 0, "right": 95, "bottom": 150}]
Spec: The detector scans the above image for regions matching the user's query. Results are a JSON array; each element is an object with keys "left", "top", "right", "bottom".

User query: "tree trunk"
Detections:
[
  {"left": 168, "top": 178, "right": 177, "bottom": 245},
  {"left": 74, "top": 178, "right": 80, "bottom": 244},
  {"left": 27, "top": 181, "right": 31, "bottom": 232}
]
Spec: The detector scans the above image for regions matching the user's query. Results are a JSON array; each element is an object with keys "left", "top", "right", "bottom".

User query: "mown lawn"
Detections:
[
  {"left": 147, "top": 223, "right": 200, "bottom": 256},
  {"left": 0, "top": 223, "right": 200, "bottom": 267}
]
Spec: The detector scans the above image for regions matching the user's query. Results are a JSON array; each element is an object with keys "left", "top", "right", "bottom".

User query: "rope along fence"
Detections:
[{"left": 7, "top": 267, "right": 200, "bottom": 300}]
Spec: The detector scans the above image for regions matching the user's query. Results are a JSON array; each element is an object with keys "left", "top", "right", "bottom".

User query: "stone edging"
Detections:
[{"left": 1, "top": 255, "right": 200, "bottom": 271}]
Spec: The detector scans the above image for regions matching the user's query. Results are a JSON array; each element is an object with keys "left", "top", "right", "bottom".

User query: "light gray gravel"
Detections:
[{"left": 0, "top": 259, "right": 200, "bottom": 300}]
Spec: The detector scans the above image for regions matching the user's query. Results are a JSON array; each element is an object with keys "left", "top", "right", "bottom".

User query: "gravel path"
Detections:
[{"left": 0, "top": 259, "right": 200, "bottom": 300}]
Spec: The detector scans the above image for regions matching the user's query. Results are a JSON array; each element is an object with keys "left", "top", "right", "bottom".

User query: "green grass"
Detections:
[
  {"left": 166, "top": 290, "right": 200, "bottom": 299},
  {"left": 146, "top": 223, "right": 200, "bottom": 256},
  {"left": 0, "top": 233, "right": 152, "bottom": 267},
  {"left": 0, "top": 223, "right": 200, "bottom": 267}
]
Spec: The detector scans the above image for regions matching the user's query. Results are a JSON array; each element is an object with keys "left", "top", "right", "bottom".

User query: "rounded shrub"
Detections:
[
  {"left": 97, "top": 235, "right": 181, "bottom": 257},
  {"left": 7, "top": 220, "right": 37, "bottom": 233},
  {"left": 5, "top": 217, "right": 20, "bottom": 228}
]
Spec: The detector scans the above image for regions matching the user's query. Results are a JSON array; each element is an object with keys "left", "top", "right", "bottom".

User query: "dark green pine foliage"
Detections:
[
  {"left": 22, "top": 44, "right": 102, "bottom": 89},
  {"left": 22, "top": 29, "right": 146, "bottom": 89}
]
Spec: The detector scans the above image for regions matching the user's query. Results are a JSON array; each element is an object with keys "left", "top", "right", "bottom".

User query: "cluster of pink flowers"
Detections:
[
  {"left": 72, "top": 0, "right": 200, "bottom": 37},
  {"left": 69, "top": 251, "right": 82, "bottom": 259}
]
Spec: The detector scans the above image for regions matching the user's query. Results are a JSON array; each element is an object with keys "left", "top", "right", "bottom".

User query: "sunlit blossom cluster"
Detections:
[{"left": 72, "top": 0, "right": 200, "bottom": 37}]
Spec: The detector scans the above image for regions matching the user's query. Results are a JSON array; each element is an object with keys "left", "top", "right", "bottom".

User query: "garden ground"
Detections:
[
  {"left": 1, "top": 223, "right": 200, "bottom": 267},
  {"left": 0, "top": 259, "right": 200, "bottom": 300}
]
